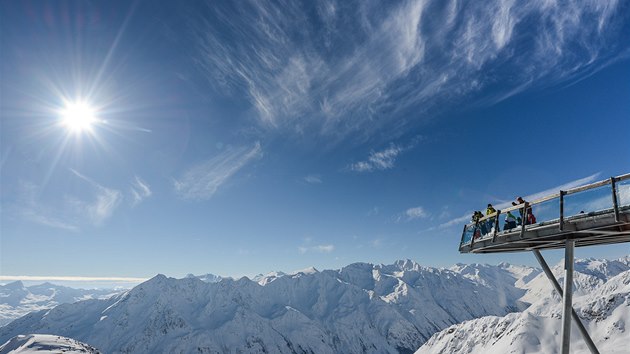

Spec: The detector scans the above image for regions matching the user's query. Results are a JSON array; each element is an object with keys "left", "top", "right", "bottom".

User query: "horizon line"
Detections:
[{"left": 0, "top": 275, "right": 149, "bottom": 283}]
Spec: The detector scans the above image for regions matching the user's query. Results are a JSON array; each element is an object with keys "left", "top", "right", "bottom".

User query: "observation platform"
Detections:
[
  {"left": 457, "top": 172, "right": 630, "bottom": 354},
  {"left": 459, "top": 173, "right": 630, "bottom": 254}
]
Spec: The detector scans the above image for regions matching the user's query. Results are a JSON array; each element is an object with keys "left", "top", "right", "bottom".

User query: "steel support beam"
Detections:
[
  {"left": 561, "top": 240, "right": 575, "bottom": 354},
  {"left": 532, "top": 249, "right": 599, "bottom": 354}
]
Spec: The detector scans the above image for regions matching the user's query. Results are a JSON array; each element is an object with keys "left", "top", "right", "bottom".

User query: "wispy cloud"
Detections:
[
  {"left": 304, "top": 174, "right": 323, "bottom": 184},
  {"left": 405, "top": 206, "right": 428, "bottom": 220},
  {"left": 367, "top": 206, "right": 379, "bottom": 217},
  {"left": 395, "top": 206, "right": 429, "bottom": 223},
  {"left": 70, "top": 169, "right": 123, "bottom": 225},
  {"left": 14, "top": 182, "right": 79, "bottom": 231},
  {"left": 350, "top": 143, "right": 404, "bottom": 172},
  {"left": 13, "top": 172, "right": 134, "bottom": 230},
  {"left": 369, "top": 239, "right": 383, "bottom": 248},
  {"left": 298, "top": 244, "right": 335, "bottom": 254},
  {"left": 174, "top": 142, "right": 263, "bottom": 200},
  {"left": 519, "top": 172, "right": 602, "bottom": 203},
  {"left": 192, "top": 1, "right": 629, "bottom": 140},
  {"left": 130, "top": 176, "right": 152, "bottom": 206}
]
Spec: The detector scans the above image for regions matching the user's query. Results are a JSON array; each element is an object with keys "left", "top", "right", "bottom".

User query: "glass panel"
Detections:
[
  {"left": 564, "top": 184, "right": 612, "bottom": 218},
  {"left": 616, "top": 178, "right": 630, "bottom": 209},
  {"left": 497, "top": 211, "right": 507, "bottom": 232},
  {"left": 529, "top": 197, "right": 558, "bottom": 225},
  {"left": 479, "top": 217, "right": 494, "bottom": 238},
  {"left": 461, "top": 224, "right": 475, "bottom": 246}
]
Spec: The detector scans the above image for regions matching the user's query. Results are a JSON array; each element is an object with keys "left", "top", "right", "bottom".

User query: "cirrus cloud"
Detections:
[
  {"left": 191, "top": 0, "right": 629, "bottom": 141},
  {"left": 174, "top": 142, "right": 263, "bottom": 200}
]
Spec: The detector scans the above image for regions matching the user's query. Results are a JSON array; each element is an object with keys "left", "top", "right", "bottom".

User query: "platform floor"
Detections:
[{"left": 460, "top": 207, "right": 630, "bottom": 254}]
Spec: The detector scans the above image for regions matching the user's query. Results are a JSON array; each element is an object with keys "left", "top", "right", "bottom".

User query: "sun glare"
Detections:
[{"left": 60, "top": 102, "right": 97, "bottom": 133}]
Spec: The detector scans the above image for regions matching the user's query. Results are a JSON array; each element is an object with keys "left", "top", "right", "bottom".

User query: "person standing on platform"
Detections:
[
  {"left": 486, "top": 203, "right": 497, "bottom": 234},
  {"left": 504, "top": 211, "right": 518, "bottom": 230},
  {"left": 514, "top": 197, "right": 536, "bottom": 225}
]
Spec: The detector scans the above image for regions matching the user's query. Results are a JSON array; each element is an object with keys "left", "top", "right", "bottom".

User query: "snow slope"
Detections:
[
  {"left": 0, "top": 282, "right": 119, "bottom": 327},
  {"left": 416, "top": 257, "right": 630, "bottom": 354},
  {"left": 0, "top": 260, "right": 532, "bottom": 354},
  {"left": 0, "top": 334, "right": 101, "bottom": 353}
]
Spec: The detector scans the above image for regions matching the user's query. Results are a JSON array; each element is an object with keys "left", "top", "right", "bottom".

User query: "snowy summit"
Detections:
[{"left": 0, "top": 334, "right": 101, "bottom": 354}]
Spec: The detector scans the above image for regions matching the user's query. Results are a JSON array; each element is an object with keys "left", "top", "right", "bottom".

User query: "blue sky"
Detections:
[{"left": 1, "top": 0, "right": 629, "bottom": 285}]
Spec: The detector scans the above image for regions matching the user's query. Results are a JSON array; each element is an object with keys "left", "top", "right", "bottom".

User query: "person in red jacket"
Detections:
[{"left": 514, "top": 197, "right": 536, "bottom": 225}]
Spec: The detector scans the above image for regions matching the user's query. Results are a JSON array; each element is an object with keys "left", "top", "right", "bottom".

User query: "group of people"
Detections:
[{"left": 471, "top": 197, "right": 537, "bottom": 238}]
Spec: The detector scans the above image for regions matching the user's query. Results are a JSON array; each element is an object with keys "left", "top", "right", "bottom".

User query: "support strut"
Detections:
[
  {"left": 561, "top": 240, "right": 574, "bottom": 354},
  {"left": 532, "top": 248, "right": 599, "bottom": 354}
]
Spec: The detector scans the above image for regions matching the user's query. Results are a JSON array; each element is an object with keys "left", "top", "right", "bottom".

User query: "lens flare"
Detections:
[{"left": 60, "top": 102, "right": 97, "bottom": 133}]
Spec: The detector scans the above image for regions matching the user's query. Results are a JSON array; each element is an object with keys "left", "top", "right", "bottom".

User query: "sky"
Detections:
[{"left": 1, "top": 0, "right": 629, "bottom": 287}]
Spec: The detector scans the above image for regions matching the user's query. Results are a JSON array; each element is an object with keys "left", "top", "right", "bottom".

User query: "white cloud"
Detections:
[
  {"left": 370, "top": 239, "right": 383, "bottom": 248},
  {"left": 12, "top": 171, "right": 137, "bottom": 230},
  {"left": 298, "top": 244, "right": 335, "bottom": 254},
  {"left": 304, "top": 174, "right": 323, "bottom": 184},
  {"left": 394, "top": 205, "right": 429, "bottom": 223},
  {"left": 405, "top": 206, "right": 428, "bottom": 220},
  {"left": 350, "top": 144, "right": 403, "bottom": 172},
  {"left": 70, "top": 169, "right": 123, "bottom": 225},
  {"left": 15, "top": 193, "right": 79, "bottom": 231},
  {"left": 174, "top": 142, "right": 263, "bottom": 200},
  {"left": 519, "top": 172, "right": 602, "bottom": 203},
  {"left": 192, "top": 1, "right": 628, "bottom": 140},
  {"left": 88, "top": 187, "right": 123, "bottom": 225},
  {"left": 367, "top": 206, "right": 379, "bottom": 216},
  {"left": 435, "top": 214, "right": 473, "bottom": 230},
  {"left": 130, "top": 176, "right": 152, "bottom": 206}
]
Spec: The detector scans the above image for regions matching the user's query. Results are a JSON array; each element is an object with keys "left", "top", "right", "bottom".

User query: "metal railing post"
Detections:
[
  {"left": 492, "top": 210, "right": 500, "bottom": 243},
  {"left": 611, "top": 177, "right": 620, "bottom": 222},
  {"left": 559, "top": 190, "right": 565, "bottom": 231},
  {"left": 520, "top": 202, "right": 529, "bottom": 239}
]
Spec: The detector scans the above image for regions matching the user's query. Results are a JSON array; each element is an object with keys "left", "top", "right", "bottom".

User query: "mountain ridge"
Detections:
[
  {"left": 1, "top": 259, "right": 534, "bottom": 353},
  {"left": 2, "top": 257, "right": 626, "bottom": 354}
]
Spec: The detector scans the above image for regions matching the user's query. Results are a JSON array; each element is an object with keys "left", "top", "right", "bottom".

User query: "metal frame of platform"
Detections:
[{"left": 456, "top": 173, "right": 630, "bottom": 354}]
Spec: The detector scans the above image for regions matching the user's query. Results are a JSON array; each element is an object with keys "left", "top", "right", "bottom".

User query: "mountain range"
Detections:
[
  {"left": 0, "top": 281, "right": 119, "bottom": 327},
  {"left": 1, "top": 257, "right": 628, "bottom": 353}
]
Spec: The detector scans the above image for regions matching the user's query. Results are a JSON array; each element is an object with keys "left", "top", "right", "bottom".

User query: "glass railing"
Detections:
[
  {"left": 459, "top": 173, "right": 630, "bottom": 249},
  {"left": 616, "top": 177, "right": 630, "bottom": 209},
  {"left": 564, "top": 184, "right": 613, "bottom": 218}
]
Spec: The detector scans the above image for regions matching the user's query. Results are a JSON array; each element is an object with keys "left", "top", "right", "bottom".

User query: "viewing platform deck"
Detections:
[
  {"left": 459, "top": 173, "right": 630, "bottom": 254},
  {"left": 457, "top": 172, "right": 630, "bottom": 354}
]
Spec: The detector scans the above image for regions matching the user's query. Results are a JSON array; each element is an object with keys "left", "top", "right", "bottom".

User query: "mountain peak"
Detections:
[
  {"left": 393, "top": 259, "right": 422, "bottom": 271},
  {"left": 1, "top": 280, "right": 25, "bottom": 290},
  {"left": 292, "top": 266, "right": 319, "bottom": 275}
]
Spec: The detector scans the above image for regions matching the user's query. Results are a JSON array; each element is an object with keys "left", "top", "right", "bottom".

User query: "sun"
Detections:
[{"left": 60, "top": 101, "right": 97, "bottom": 133}]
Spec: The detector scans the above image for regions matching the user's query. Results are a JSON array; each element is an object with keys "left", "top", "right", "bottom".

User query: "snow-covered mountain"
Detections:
[
  {"left": 0, "top": 334, "right": 101, "bottom": 353},
  {"left": 416, "top": 257, "right": 630, "bottom": 354},
  {"left": 0, "top": 281, "right": 120, "bottom": 327},
  {"left": 0, "top": 259, "right": 533, "bottom": 354},
  {"left": 185, "top": 273, "right": 223, "bottom": 283},
  {"left": 1, "top": 258, "right": 626, "bottom": 354}
]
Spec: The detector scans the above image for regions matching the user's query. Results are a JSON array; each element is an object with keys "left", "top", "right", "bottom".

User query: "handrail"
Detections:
[{"left": 459, "top": 173, "right": 630, "bottom": 246}]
